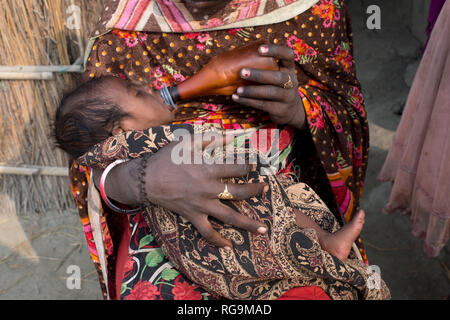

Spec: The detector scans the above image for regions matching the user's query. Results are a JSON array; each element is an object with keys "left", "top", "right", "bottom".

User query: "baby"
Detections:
[{"left": 54, "top": 75, "right": 365, "bottom": 261}]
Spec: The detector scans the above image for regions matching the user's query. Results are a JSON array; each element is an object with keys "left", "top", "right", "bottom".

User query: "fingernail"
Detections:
[
  {"left": 224, "top": 246, "right": 232, "bottom": 251},
  {"left": 232, "top": 93, "right": 239, "bottom": 100},
  {"left": 259, "top": 45, "right": 269, "bottom": 54},
  {"left": 257, "top": 226, "right": 267, "bottom": 234},
  {"left": 241, "top": 68, "right": 250, "bottom": 78},
  {"left": 236, "top": 87, "right": 243, "bottom": 94}
]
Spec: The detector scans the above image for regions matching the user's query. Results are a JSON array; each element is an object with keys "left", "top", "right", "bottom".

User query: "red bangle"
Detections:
[{"left": 99, "top": 159, "right": 144, "bottom": 214}]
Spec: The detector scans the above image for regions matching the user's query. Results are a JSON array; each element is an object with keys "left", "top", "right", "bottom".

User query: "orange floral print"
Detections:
[{"left": 312, "top": 0, "right": 341, "bottom": 28}]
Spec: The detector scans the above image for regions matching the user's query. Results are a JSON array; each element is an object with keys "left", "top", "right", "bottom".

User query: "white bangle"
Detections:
[{"left": 99, "top": 159, "right": 143, "bottom": 214}]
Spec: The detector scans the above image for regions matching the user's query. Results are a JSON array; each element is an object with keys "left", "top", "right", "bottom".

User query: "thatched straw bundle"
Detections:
[{"left": 0, "top": 0, "right": 104, "bottom": 215}]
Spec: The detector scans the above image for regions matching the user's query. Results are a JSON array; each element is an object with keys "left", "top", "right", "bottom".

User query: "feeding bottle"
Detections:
[{"left": 160, "top": 42, "right": 279, "bottom": 109}]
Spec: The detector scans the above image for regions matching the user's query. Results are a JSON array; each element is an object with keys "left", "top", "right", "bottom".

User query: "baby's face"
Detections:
[{"left": 106, "top": 77, "right": 174, "bottom": 132}]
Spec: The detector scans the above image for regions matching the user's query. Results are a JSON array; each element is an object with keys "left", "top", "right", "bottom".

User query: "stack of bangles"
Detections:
[{"left": 99, "top": 157, "right": 151, "bottom": 214}]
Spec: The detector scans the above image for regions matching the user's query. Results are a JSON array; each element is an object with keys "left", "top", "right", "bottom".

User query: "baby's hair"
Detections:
[{"left": 53, "top": 76, "right": 129, "bottom": 159}]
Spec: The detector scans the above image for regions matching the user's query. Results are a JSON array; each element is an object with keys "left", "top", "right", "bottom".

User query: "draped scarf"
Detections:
[{"left": 76, "top": 123, "right": 389, "bottom": 300}]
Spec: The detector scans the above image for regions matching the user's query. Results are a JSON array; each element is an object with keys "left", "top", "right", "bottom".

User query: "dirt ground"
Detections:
[
  {"left": 0, "top": 1, "right": 448, "bottom": 299},
  {"left": 349, "top": 0, "right": 449, "bottom": 299}
]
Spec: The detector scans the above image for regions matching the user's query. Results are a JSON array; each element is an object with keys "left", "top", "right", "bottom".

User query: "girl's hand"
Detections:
[
  {"left": 232, "top": 44, "right": 306, "bottom": 130},
  {"left": 140, "top": 136, "right": 268, "bottom": 248}
]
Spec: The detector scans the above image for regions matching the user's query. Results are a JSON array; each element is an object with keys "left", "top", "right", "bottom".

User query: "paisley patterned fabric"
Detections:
[{"left": 77, "top": 124, "right": 390, "bottom": 300}]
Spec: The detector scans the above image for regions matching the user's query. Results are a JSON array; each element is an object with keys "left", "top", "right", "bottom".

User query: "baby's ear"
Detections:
[{"left": 112, "top": 126, "right": 124, "bottom": 136}]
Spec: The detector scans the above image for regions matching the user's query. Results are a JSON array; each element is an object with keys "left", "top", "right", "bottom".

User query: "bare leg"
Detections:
[{"left": 294, "top": 209, "right": 365, "bottom": 260}]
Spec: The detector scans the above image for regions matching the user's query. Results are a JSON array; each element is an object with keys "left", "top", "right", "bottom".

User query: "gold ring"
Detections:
[
  {"left": 218, "top": 184, "right": 234, "bottom": 200},
  {"left": 282, "top": 74, "right": 294, "bottom": 89}
]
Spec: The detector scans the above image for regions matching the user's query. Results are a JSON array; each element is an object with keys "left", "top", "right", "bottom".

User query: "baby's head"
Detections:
[{"left": 54, "top": 76, "right": 173, "bottom": 158}]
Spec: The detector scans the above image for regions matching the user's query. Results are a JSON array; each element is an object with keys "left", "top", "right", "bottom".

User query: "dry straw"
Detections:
[{"left": 0, "top": 0, "right": 104, "bottom": 215}]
